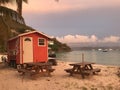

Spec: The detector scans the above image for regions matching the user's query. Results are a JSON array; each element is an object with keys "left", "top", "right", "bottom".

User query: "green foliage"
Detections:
[
  {"left": 0, "top": 0, "right": 11, "bottom": 5},
  {"left": 0, "top": 45, "right": 6, "bottom": 53},
  {"left": 49, "top": 38, "right": 71, "bottom": 52},
  {"left": 0, "top": 6, "right": 32, "bottom": 53},
  {"left": 17, "top": 29, "right": 26, "bottom": 33}
]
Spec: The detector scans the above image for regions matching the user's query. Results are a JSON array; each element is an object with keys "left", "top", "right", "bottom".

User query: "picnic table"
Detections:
[
  {"left": 64, "top": 62, "right": 101, "bottom": 78},
  {"left": 17, "top": 62, "right": 55, "bottom": 77}
]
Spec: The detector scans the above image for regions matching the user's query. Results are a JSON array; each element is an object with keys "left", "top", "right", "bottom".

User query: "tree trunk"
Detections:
[{"left": 16, "top": 0, "right": 22, "bottom": 16}]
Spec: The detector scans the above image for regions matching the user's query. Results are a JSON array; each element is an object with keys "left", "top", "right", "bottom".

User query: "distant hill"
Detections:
[
  {"left": 49, "top": 38, "right": 71, "bottom": 52},
  {"left": 0, "top": 6, "right": 34, "bottom": 52}
]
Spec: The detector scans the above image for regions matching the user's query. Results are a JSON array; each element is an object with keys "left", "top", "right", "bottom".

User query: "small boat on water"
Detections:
[
  {"left": 102, "top": 49, "right": 108, "bottom": 52},
  {"left": 102, "top": 50, "right": 108, "bottom": 52}
]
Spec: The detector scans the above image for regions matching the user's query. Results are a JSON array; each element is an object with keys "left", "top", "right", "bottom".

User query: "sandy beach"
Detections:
[{"left": 0, "top": 61, "right": 120, "bottom": 90}]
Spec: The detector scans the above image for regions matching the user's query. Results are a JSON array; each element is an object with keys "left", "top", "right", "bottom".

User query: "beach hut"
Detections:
[{"left": 7, "top": 31, "right": 51, "bottom": 67}]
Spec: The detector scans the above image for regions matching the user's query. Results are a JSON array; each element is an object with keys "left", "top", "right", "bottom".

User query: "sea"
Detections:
[{"left": 56, "top": 50, "right": 120, "bottom": 66}]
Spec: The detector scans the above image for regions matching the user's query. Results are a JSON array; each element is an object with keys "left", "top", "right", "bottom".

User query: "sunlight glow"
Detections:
[{"left": 23, "top": 0, "right": 120, "bottom": 13}]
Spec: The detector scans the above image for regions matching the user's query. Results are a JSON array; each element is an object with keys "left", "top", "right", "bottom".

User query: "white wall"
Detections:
[{"left": 0, "top": 55, "right": 7, "bottom": 62}]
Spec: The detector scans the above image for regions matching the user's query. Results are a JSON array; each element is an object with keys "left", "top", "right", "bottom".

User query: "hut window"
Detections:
[
  {"left": 38, "top": 38, "right": 45, "bottom": 46},
  {"left": 24, "top": 38, "right": 31, "bottom": 41}
]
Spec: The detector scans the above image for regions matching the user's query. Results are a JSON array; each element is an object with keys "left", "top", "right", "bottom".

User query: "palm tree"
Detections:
[
  {"left": 0, "top": 0, "right": 11, "bottom": 5},
  {"left": 16, "top": 0, "right": 28, "bottom": 16},
  {"left": 1, "top": 0, "right": 59, "bottom": 16},
  {"left": 16, "top": 0, "right": 58, "bottom": 15},
  {"left": 0, "top": 0, "right": 28, "bottom": 16}
]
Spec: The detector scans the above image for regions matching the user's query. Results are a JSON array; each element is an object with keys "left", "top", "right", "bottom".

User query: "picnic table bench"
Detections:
[
  {"left": 64, "top": 62, "right": 101, "bottom": 78},
  {"left": 17, "top": 62, "right": 55, "bottom": 77},
  {"left": 18, "top": 68, "right": 36, "bottom": 76}
]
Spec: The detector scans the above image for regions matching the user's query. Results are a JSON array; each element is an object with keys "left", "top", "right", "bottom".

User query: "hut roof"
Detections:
[{"left": 8, "top": 31, "right": 52, "bottom": 41}]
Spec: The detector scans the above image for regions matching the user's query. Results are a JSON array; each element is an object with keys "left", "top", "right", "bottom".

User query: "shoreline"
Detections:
[
  {"left": 57, "top": 60, "right": 120, "bottom": 67},
  {"left": 0, "top": 61, "right": 120, "bottom": 90}
]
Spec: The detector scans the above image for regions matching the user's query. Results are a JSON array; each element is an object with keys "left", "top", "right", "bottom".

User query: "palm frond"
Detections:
[{"left": 0, "top": 0, "right": 13, "bottom": 5}]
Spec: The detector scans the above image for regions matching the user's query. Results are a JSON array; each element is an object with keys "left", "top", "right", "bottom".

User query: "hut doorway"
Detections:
[{"left": 23, "top": 37, "right": 33, "bottom": 63}]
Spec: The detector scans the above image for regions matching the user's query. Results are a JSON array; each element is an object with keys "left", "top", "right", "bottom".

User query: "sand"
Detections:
[{"left": 0, "top": 61, "right": 120, "bottom": 90}]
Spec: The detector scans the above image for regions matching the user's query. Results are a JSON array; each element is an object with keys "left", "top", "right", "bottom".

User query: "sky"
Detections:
[{"left": 9, "top": 0, "right": 120, "bottom": 47}]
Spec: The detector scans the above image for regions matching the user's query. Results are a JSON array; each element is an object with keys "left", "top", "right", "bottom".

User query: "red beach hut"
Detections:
[{"left": 7, "top": 31, "right": 51, "bottom": 67}]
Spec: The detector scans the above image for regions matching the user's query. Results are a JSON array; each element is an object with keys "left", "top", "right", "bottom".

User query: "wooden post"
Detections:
[{"left": 82, "top": 53, "right": 84, "bottom": 63}]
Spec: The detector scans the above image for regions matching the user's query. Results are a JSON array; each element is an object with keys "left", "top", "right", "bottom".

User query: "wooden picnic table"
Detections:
[
  {"left": 17, "top": 62, "right": 55, "bottom": 77},
  {"left": 65, "top": 62, "right": 101, "bottom": 78}
]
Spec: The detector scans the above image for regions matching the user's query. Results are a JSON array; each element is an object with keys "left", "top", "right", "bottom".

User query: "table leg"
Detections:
[
  {"left": 79, "top": 67, "right": 85, "bottom": 79},
  {"left": 89, "top": 64, "right": 93, "bottom": 69},
  {"left": 45, "top": 66, "right": 51, "bottom": 76},
  {"left": 81, "top": 73, "right": 85, "bottom": 79},
  {"left": 35, "top": 68, "right": 40, "bottom": 74},
  {"left": 70, "top": 66, "right": 77, "bottom": 76}
]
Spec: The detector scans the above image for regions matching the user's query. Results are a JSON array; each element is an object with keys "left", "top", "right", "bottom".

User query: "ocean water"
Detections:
[{"left": 56, "top": 50, "right": 120, "bottom": 66}]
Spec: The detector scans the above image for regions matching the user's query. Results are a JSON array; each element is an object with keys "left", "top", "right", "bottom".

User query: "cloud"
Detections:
[
  {"left": 99, "top": 36, "right": 120, "bottom": 43},
  {"left": 56, "top": 34, "right": 98, "bottom": 43},
  {"left": 56, "top": 35, "right": 120, "bottom": 44}
]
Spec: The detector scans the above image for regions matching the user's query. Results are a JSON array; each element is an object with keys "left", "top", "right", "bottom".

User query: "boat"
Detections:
[{"left": 102, "top": 49, "right": 108, "bottom": 52}]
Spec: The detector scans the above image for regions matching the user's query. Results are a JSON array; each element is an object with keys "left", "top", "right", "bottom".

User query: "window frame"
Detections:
[{"left": 38, "top": 38, "right": 46, "bottom": 46}]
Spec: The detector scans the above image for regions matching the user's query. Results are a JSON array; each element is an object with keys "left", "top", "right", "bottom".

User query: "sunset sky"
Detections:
[{"left": 9, "top": 0, "right": 120, "bottom": 46}]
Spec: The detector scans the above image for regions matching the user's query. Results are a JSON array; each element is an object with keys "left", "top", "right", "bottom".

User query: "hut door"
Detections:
[{"left": 23, "top": 37, "right": 33, "bottom": 63}]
